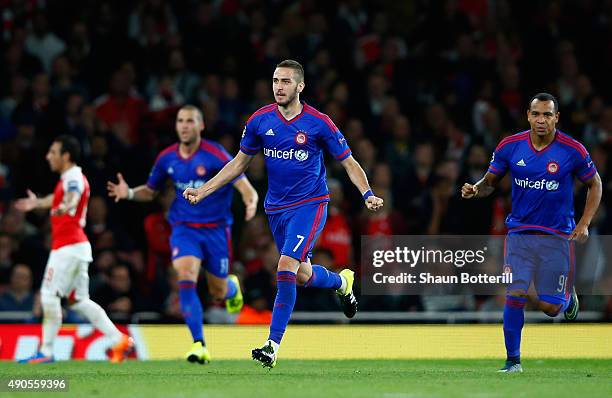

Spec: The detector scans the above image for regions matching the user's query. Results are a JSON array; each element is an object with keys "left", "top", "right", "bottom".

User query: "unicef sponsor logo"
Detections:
[
  {"left": 545, "top": 180, "right": 559, "bottom": 190},
  {"left": 263, "top": 147, "right": 309, "bottom": 162},
  {"left": 175, "top": 180, "right": 206, "bottom": 191},
  {"left": 514, "top": 177, "right": 559, "bottom": 191},
  {"left": 295, "top": 149, "right": 308, "bottom": 161}
]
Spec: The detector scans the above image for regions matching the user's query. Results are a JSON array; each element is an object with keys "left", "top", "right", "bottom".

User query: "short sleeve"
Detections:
[
  {"left": 487, "top": 142, "right": 510, "bottom": 177},
  {"left": 61, "top": 171, "right": 84, "bottom": 216},
  {"left": 146, "top": 156, "right": 168, "bottom": 191},
  {"left": 319, "top": 115, "right": 351, "bottom": 161},
  {"left": 574, "top": 148, "right": 597, "bottom": 183},
  {"left": 63, "top": 178, "right": 83, "bottom": 194},
  {"left": 215, "top": 142, "right": 246, "bottom": 183},
  {"left": 239, "top": 117, "right": 262, "bottom": 156}
]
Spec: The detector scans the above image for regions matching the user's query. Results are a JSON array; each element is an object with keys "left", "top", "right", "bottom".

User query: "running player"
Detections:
[
  {"left": 15, "top": 135, "right": 133, "bottom": 363},
  {"left": 107, "top": 105, "right": 258, "bottom": 364},
  {"left": 462, "top": 93, "right": 602, "bottom": 372},
  {"left": 183, "top": 60, "right": 384, "bottom": 368}
]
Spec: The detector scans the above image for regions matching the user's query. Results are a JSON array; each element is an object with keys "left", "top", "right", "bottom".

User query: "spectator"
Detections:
[
  {"left": 0, "top": 233, "right": 17, "bottom": 286},
  {"left": 143, "top": 185, "right": 173, "bottom": 284},
  {"left": 149, "top": 75, "right": 184, "bottom": 112},
  {"left": 24, "top": 12, "right": 66, "bottom": 72},
  {"left": 0, "top": 75, "right": 28, "bottom": 119},
  {"left": 0, "top": 1, "right": 609, "bottom": 316},
  {"left": 94, "top": 69, "right": 148, "bottom": 146},
  {"left": 317, "top": 179, "right": 352, "bottom": 266},
  {"left": 161, "top": 267, "right": 182, "bottom": 321},
  {"left": 0, "top": 263, "right": 34, "bottom": 311},
  {"left": 383, "top": 114, "right": 412, "bottom": 185},
  {"left": 92, "top": 263, "right": 140, "bottom": 320}
]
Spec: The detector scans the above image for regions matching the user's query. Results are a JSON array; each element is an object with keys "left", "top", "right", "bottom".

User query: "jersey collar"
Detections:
[
  {"left": 177, "top": 141, "right": 202, "bottom": 161},
  {"left": 275, "top": 101, "right": 307, "bottom": 124},
  {"left": 61, "top": 165, "right": 80, "bottom": 178},
  {"left": 527, "top": 129, "right": 558, "bottom": 155}
]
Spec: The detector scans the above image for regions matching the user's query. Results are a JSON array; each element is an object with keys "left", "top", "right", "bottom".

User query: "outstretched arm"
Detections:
[
  {"left": 461, "top": 172, "right": 501, "bottom": 199},
  {"left": 233, "top": 177, "right": 259, "bottom": 221},
  {"left": 14, "top": 190, "right": 53, "bottom": 212},
  {"left": 340, "top": 155, "right": 383, "bottom": 211},
  {"left": 569, "top": 172, "right": 602, "bottom": 242},
  {"left": 107, "top": 173, "right": 157, "bottom": 202},
  {"left": 184, "top": 151, "right": 254, "bottom": 205}
]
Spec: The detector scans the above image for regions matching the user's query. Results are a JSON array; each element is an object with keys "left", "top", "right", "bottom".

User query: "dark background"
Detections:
[{"left": 0, "top": 0, "right": 611, "bottom": 322}]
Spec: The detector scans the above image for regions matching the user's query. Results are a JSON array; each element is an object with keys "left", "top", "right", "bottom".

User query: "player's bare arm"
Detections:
[
  {"left": 461, "top": 172, "right": 501, "bottom": 199},
  {"left": 340, "top": 155, "right": 383, "bottom": 211},
  {"left": 569, "top": 172, "right": 603, "bottom": 243},
  {"left": 233, "top": 177, "right": 259, "bottom": 221},
  {"left": 183, "top": 151, "right": 253, "bottom": 205},
  {"left": 51, "top": 190, "right": 80, "bottom": 216},
  {"left": 107, "top": 172, "right": 158, "bottom": 202},
  {"left": 14, "top": 190, "right": 53, "bottom": 212}
]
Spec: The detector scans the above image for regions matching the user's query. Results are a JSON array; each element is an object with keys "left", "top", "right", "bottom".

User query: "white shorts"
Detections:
[{"left": 40, "top": 242, "right": 93, "bottom": 301}]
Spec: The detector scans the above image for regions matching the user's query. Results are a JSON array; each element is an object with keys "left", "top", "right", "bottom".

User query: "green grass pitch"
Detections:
[{"left": 1, "top": 359, "right": 610, "bottom": 398}]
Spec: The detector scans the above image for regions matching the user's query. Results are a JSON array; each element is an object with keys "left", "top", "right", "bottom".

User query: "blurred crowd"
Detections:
[{"left": 0, "top": 0, "right": 611, "bottom": 322}]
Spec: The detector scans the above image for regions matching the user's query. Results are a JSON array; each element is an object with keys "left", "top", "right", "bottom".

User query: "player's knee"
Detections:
[
  {"left": 174, "top": 266, "right": 197, "bottom": 281},
  {"left": 40, "top": 292, "right": 62, "bottom": 318},
  {"left": 277, "top": 256, "right": 299, "bottom": 273},
  {"left": 41, "top": 292, "right": 59, "bottom": 306},
  {"left": 172, "top": 258, "right": 200, "bottom": 281}
]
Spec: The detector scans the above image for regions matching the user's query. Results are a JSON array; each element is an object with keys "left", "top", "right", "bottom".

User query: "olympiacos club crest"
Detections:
[
  {"left": 547, "top": 161, "right": 559, "bottom": 174},
  {"left": 295, "top": 131, "right": 308, "bottom": 145}
]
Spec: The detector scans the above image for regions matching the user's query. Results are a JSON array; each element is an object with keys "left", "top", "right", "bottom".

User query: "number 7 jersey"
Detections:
[{"left": 239, "top": 102, "right": 352, "bottom": 214}]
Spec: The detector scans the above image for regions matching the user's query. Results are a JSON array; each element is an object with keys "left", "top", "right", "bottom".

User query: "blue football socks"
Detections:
[
  {"left": 503, "top": 295, "right": 527, "bottom": 361},
  {"left": 303, "top": 264, "right": 342, "bottom": 290},
  {"left": 179, "top": 280, "right": 204, "bottom": 343},
  {"left": 268, "top": 271, "right": 297, "bottom": 344}
]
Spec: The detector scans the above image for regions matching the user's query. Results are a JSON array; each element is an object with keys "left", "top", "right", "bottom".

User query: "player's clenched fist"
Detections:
[
  {"left": 183, "top": 187, "right": 204, "bottom": 205},
  {"left": 365, "top": 195, "right": 384, "bottom": 211},
  {"left": 461, "top": 183, "right": 479, "bottom": 199}
]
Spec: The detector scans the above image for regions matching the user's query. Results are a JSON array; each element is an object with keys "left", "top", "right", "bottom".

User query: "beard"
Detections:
[
  {"left": 179, "top": 134, "right": 199, "bottom": 146},
  {"left": 275, "top": 90, "right": 298, "bottom": 107}
]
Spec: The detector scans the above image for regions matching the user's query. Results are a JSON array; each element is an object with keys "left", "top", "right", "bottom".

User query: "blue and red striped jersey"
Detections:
[
  {"left": 147, "top": 140, "right": 244, "bottom": 226},
  {"left": 488, "top": 130, "right": 597, "bottom": 236},
  {"left": 240, "top": 102, "right": 351, "bottom": 214}
]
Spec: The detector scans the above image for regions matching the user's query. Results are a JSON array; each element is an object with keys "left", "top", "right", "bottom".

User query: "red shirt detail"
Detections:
[{"left": 51, "top": 167, "right": 90, "bottom": 250}]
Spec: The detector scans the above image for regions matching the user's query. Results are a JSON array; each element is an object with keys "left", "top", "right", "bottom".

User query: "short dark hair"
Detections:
[
  {"left": 529, "top": 92, "right": 559, "bottom": 113},
  {"left": 276, "top": 59, "right": 304, "bottom": 83},
  {"left": 54, "top": 134, "right": 81, "bottom": 164},
  {"left": 178, "top": 104, "right": 204, "bottom": 123}
]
